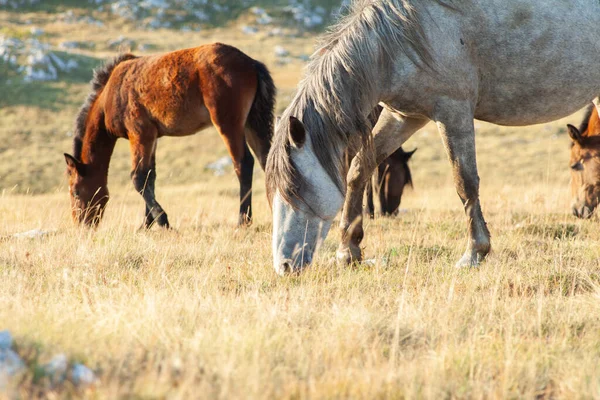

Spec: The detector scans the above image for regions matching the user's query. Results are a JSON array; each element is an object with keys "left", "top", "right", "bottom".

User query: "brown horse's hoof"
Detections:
[
  {"left": 336, "top": 243, "right": 362, "bottom": 265},
  {"left": 137, "top": 221, "right": 171, "bottom": 231},
  {"left": 237, "top": 215, "right": 253, "bottom": 227}
]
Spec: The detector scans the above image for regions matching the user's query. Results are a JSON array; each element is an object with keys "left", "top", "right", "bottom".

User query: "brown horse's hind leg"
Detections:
[
  {"left": 223, "top": 133, "right": 254, "bottom": 226},
  {"left": 211, "top": 116, "right": 255, "bottom": 226},
  {"left": 129, "top": 132, "right": 170, "bottom": 229}
]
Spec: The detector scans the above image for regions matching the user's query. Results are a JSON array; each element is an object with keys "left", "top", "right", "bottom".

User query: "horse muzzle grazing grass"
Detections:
[{"left": 64, "top": 153, "right": 108, "bottom": 227}]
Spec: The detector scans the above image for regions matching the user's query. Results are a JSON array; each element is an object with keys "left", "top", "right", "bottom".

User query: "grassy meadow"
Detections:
[{"left": 1, "top": 3, "right": 600, "bottom": 399}]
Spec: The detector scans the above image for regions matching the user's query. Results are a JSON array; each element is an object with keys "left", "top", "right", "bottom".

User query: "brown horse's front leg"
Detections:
[
  {"left": 132, "top": 167, "right": 170, "bottom": 229},
  {"left": 129, "top": 134, "right": 170, "bottom": 229}
]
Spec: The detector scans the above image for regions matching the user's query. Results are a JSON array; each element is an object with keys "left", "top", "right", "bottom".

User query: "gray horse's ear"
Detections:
[
  {"left": 276, "top": 116, "right": 281, "bottom": 125},
  {"left": 64, "top": 153, "right": 86, "bottom": 176},
  {"left": 288, "top": 116, "right": 306, "bottom": 148},
  {"left": 567, "top": 124, "right": 583, "bottom": 144}
]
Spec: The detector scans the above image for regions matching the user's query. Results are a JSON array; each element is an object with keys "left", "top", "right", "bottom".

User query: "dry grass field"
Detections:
[{"left": 1, "top": 3, "right": 600, "bottom": 399}]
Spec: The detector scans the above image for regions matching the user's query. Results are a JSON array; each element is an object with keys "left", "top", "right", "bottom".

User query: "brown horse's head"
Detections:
[
  {"left": 378, "top": 147, "right": 416, "bottom": 215},
  {"left": 567, "top": 124, "right": 600, "bottom": 218},
  {"left": 64, "top": 153, "right": 109, "bottom": 227}
]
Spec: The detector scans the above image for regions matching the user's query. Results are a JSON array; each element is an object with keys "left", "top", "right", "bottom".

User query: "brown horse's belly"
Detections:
[{"left": 156, "top": 104, "right": 212, "bottom": 137}]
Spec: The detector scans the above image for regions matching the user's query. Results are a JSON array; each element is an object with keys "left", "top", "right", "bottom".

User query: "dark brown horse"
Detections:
[
  {"left": 365, "top": 146, "right": 416, "bottom": 218},
  {"left": 64, "top": 43, "right": 275, "bottom": 228},
  {"left": 360, "top": 105, "right": 416, "bottom": 218},
  {"left": 567, "top": 105, "right": 600, "bottom": 218}
]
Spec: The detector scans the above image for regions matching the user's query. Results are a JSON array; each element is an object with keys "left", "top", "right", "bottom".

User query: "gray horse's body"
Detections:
[
  {"left": 266, "top": 0, "right": 600, "bottom": 274},
  {"left": 383, "top": 0, "right": 600, "bottom": 125}
]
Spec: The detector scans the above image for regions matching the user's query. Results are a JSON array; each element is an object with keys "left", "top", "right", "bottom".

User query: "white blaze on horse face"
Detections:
[{"left": 272, "top": 139, "right": 344, "bottom": 274}]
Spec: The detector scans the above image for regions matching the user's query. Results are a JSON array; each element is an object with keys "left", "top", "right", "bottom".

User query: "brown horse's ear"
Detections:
[
  {"left": 64, "top": 153, "right": 86, "bottom": 176},
  {"left": 404, "top": 148, "right": 417, "bottom": 160},
  {"left": 567, "top": 124, "right": 583, "bottom": 144},
  {"left": 288, "top": 116, "right": 306, "bottom": 148}
]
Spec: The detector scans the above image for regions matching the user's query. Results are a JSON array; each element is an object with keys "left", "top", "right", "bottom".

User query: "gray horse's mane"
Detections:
[{"left": 266, "top": 0, "right": 450, "bottom": 207}]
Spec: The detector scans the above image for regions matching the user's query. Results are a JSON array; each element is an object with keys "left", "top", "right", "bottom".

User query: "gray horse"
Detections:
[{"left": 266, "top": 0, "right": 600, "bottom": 274}]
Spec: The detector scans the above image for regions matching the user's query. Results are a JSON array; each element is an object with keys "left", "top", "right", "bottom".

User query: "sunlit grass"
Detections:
[{"left": 1, "top": 5, "right": 600, "bottom": 399}]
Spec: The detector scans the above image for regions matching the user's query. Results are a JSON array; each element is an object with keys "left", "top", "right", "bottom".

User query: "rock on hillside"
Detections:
[{"left": 1, "top": 0, "right": 350, "bottom": 31}]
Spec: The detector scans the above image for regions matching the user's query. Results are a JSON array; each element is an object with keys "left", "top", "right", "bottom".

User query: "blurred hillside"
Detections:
[
  {"left": 0, "top": 0, "right": 349, "bottom": 194},
  {"left": 0, "top": 0, "right": 578, "bottom": 198}
]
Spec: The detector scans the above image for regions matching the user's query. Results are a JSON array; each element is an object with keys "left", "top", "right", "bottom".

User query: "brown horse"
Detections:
[
  {"left": 567, "top": 105, "right": 600, "bottom": 218},
  {"left": 64, "top": 43, "right": 276, "bottom": 228},
  {"left": 365, "top": 146, "right": 416, "bottom": 218}
]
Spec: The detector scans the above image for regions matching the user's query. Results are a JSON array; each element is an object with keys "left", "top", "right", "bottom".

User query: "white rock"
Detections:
[
  {"left": 12, "top": 229, "right": 56, "bottom": 239},
  {"left": 256, "top": 14, "right": 272, "bottom": 25},
  {"left": 205, "top": 156, "right": 232, "bottom": 176},
  {"left": 29, "top": 27, "right": 43, "bottom": 36},
  {"left": 241, "top": 25, "right": 258, "bottom": 35},
  {"left": 44, "top": 353, "right": 68, "bottom": 383},
  {"left": 0, "top": 349, "right": 24, "bottom": 378},
  {"left": 274, "top": 46, "right": 289, "bottom": 57},
  {"left": 71, "top": 363, "right": 97, "bottom": 387},
  {"left": 59, "top": 40, "right": 84, "bottom": 50},
  {"left": 268, "top": 28, "right": 283, "bottom": 37},
  {"left": 193, "top": 10, "right": 209, "bottom": 21},
  {"left": 0, "top": 331, "right": 12, "bottom": 350}
]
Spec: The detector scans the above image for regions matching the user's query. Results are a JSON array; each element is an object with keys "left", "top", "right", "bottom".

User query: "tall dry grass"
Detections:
[{"left": 1, "top": 5, "right": 599, "bottom": 398}]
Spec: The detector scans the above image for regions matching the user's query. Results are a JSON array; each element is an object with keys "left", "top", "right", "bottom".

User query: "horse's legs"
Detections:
[
  {"left": 336, "top": 110, "right": 428, "bottom": 264},
  {"left": 435, "top": 102, "right": 490, "bottom": 267},
  {"left": 237, "top": 142, "right": 255, "bottom": 226},
  {"left": 217, "top": 127, "right": 255, "bottom": 226},
  {"left": 366, "top": 179, "right": 375, "bottom": 219},
  {"left": 377, "top": 164, "right": 389, "bottom": 215},
  {"left": 139, "top": 152, "right": 162, "bottom": 229},
  {"left": 129, "top": 132, "right": 170, "bottom": 229}
]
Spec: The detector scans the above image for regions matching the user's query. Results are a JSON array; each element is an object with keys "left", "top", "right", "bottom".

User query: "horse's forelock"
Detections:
[{"left": 577, "top": 135, "right": 600, "bottom": 149}]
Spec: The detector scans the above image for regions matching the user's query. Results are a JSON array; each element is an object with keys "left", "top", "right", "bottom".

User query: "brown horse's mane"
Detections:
[
  {"left": 73, "top": 53, "right": 138, "bottom": 160},
  {"left": 578, "top": 104, "right": 595, "bottom": 136}
]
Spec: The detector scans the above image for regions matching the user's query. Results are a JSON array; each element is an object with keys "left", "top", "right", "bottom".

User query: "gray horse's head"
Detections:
[{"left": 267, "top": 116, "right": 345, "bottom": 275}]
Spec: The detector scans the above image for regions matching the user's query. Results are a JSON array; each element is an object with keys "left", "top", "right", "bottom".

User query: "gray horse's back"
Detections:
[{"left": 388, "top": 0, "right": 600, "bottom": 126}]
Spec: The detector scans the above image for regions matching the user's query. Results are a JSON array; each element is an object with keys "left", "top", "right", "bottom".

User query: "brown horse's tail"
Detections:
[{"left": 246, "top": 60, "right": 276, "bottom": 170}]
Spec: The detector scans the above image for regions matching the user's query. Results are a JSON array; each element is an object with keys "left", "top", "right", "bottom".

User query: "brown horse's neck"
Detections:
[{"left": 79, "top": 106, "right": 116, "bottom": 184}]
